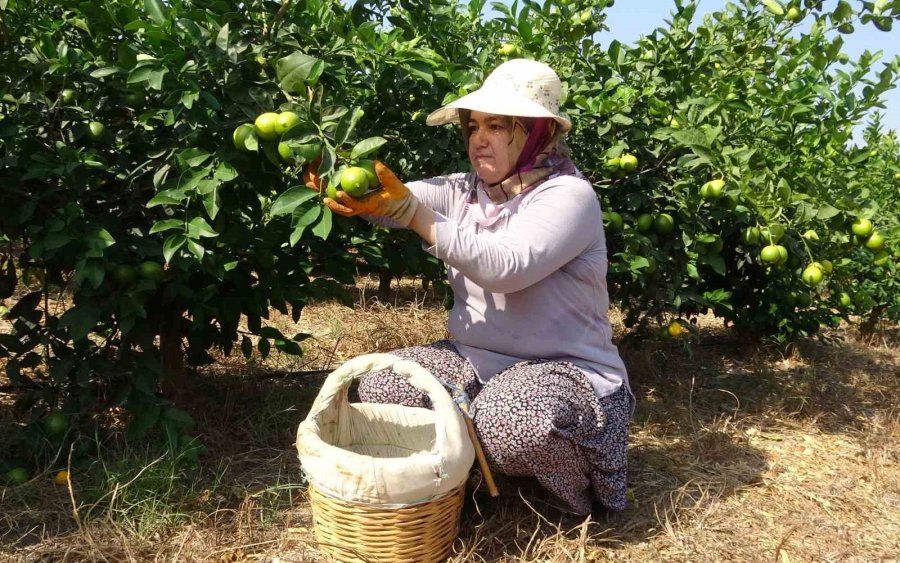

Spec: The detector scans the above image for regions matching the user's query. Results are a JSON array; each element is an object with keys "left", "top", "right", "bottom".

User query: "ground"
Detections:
[{"left": 1, "top": 277, "right": 898, "bottom": 562}]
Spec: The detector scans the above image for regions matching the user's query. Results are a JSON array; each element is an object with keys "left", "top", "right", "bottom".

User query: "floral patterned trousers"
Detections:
[{"left": 358, "top": 340, "right": 632, "bottom": 514}]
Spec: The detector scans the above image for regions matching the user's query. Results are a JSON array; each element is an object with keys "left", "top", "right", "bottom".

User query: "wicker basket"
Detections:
[{"left": 296, "top": 353, "right": 476, "bottom": 563}]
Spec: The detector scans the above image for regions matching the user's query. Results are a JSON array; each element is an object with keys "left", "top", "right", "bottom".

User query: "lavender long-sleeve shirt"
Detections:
[{"left": 405, "top": 171, "right": 629, "bottom": 400}]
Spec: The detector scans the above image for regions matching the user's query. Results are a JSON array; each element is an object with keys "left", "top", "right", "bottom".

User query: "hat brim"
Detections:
[{"left": 426, "top": 88, "right": 571, "bottom": 133}]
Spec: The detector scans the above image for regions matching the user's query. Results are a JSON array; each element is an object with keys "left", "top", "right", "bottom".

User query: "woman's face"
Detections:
[{"left": 466, "top": 111, "right": 526, "bottom": 184}]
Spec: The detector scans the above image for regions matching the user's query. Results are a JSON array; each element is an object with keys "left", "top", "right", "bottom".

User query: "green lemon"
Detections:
[
  {"left": 706, "top": 179, "right": 726, "bottom": 199},
  {"left": 498, "top": 43, "right": 520, "bottom": 57},
  {"left": 604, "top": 157, "right": 621, "bottom": 171},
  {"left": 138, "top": 261, "right": 164, "bottom": 282},
  {"left": 233, "top": 124, "right": 256, "bottom": 151},
  {"left": 277, "top": 142, "right": 293, "bottom": 162},
  {"left": 328, "top": 167, "right": 345, "bottom": 194},
  {"left": 654, "top": 213, "right": 675, "bottom": 235},
  {"left": 851, "top": 218, "right": 873, "bottom": 238},
  {"left": 838, "top": 292, "right": 852, "bottom": 307},
  {"left": 763, "top": 0, "right": 785, "bottom": 17},
  {"left": 603, "top": 211, "right": 624, "bottom": 231},
  {"left": 44, "top": 411, "right": 68, "bottom": 436},
  {"left": 819, "top": 259, "right": 833, "bottom": 273},
  {"left": 796, "top": 292, "right": 812, "bottom": 308},
  {"left": 801, "top": 265, "right": 824, "bottom": 286},
  {"left": 254, "top": 112, "right": 281, "bottom": 141},
  {"left": 6, "top": 468, "right": 28, "bottom": 485},
  {"left": 112, "top": 264, "right": 138, "bottom": 287},
  {"left": 760, "top": 245, "right": 781, "bottom": 264},
  {"left": 122, "top": 90, "right": 146, "bottom": 108},
  {"left": 786, "top": 7, "right": 801, "bottom": 21},
  {"left": 776, "top": 245, "right": 788, "bottom": 263},
  {"left": 295, "top": 143, "right": 321, "bottom": 163},
  {"left": 865, "top": 231, "right": 885, "bottom": 252},
  {"left": 340, "top": 167, "right": 370, "bottom": 197},
  {"left": 88, "top": 121, "right": 105, "bottom": 139},
  {"left": 701, "top": 179, "right": 725, "bottom": 200},
  {"left": 636, "top": 213, "right": 654, "bottom": 233},
  {"left": 777, "top": 183, "right": 792, "bottom": 202},
  {"left": 60, "top": 89, "right": 76, "bottom": 104},
  {"left": 357, "top": 159, "right": 379, "bottom": 188},
  {"left": 276, "top": 111, "right": 301, "bottom": 135},
  {"left": 872, "top": 250, "right": 890, "bottom": 267},
  {"left": 325, "top": 184, "right": 340, "bottom": 200},
  {"left": 742, "top": 227, "right": 761, "bottom": 246},
  {"left": 620, "top": 154, "right": 638, "bottom": 172}
]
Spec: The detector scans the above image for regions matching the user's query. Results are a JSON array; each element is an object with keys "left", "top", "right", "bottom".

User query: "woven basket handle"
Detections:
[{"left": 306, "top": 353, "right": 460, "bottom": 431}]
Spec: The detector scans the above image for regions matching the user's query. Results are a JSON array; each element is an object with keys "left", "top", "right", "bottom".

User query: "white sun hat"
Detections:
[{"left": 426, "top": 58, "right": 572, "bottom": 133}]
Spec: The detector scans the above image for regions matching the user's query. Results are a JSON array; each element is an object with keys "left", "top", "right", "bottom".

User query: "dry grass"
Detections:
[{"left": 2, "top": 275, "right": 899, "bottom": 562}]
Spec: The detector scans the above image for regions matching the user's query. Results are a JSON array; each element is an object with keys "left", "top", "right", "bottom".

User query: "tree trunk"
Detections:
[
  {"left": 858, "top": 304, "right": 887, "bottom": 340},
  {"left": 378, "top": 268, "right": 392, "bottom": 301},
  {"left": 159, "top": 314, "right": 187, "bottom": 401}
]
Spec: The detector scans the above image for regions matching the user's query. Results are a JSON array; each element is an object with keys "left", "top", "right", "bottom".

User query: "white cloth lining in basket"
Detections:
[{"left": 296, "top": 353, "right": 476, "bottom": 506}]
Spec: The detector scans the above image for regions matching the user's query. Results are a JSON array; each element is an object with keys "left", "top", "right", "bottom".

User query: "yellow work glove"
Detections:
[{"left": 324, "top": 161, "right": 419, "bottom": 228}]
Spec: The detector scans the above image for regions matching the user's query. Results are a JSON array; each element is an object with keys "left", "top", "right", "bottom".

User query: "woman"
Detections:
[{"left": 306, "top": 59, "right": 632, "bottom": 515}]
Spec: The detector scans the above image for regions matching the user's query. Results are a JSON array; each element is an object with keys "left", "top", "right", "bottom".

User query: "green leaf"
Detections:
[
  {"left": 176, "top": 148, "right": 212, "bottom": 169},
  {"left": 671, "top": 129, "right": 710, "bottom": 148},
  {"left": 312, "top": 206, "right": 333, "bottom": 239},
  {"left": 203, "top": 187, "right": 220, "bottom": 220},
  {"left": 127, "top": 402, "right": 161, "bottom": 439},
  {"left": 90, "top": 67, "right": 121, "bottom": 78},
  {"left": 276, "top": 52, "right": 323, "bottom": 94},
  {"left": 241, "top": 336, "right": 253, "bottom": 359},
  {"left": 629, "top": 256, "right": 649, "bottom": 271},
  {"left": 271, "top": 188, "right": 319, "bottom": 216},
  {"left": 144, "top": 0, "right": 168, "bottom": 24},
  {"left": 163, "top": 234, "right": 187, "bottom": 263},
  {"left": 187, "top": 217, "right": 218, "bottom": 238},
  {"left": 74, "top": 258, "right": 105, "bottom": 289},
  {"left": 146, "top": 189, "right": 186, "bottom": 207},
  {"left": 214, "top": 162, "right": 238, "bottom": 182},
  {"left": 350, "top": 137, "right": 387, "bottom": 160},
  {"left": 215, "top": 23, "right": 229, "bottom": 52},
  {"left": 334, "top": 107, "right": 365, "bottom": 147},
  {"left": 150, "top": 219, "right": 183, "bottom": 234},
  {"left": 59, "top": 306, "right": 99, "bottom": 340},
  {"left": 703, "top": 253, "right": 727, "bottom": 276},
  {"left": 833, "top": 0, "right": 853, "bottom": 22},
  {"left": 186, "top": 239, "right": 205, "bottom": 260},
  {"left": 816, "top": 204, "right": 841, "bottom": 220},
  {"left": 87, "top": 228, "right": 115, "bottom": 249}
]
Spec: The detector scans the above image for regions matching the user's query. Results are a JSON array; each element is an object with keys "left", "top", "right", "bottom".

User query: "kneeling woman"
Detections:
[{"left": 309, "top": 59, "right": 633, "bottom": 515}]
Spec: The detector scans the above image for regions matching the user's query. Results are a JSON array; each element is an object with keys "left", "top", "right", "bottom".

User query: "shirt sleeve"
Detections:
[
  {"left": 428, "top": 178, "right": 602, "bottom": 294},
  {"left": 360, "top": 173, "right": 470, "bottom": 229}
]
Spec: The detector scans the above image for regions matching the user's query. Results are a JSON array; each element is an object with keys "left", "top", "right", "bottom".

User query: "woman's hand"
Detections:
[{"left": 325, "top": 161, "right": 420, "bottom": 228}]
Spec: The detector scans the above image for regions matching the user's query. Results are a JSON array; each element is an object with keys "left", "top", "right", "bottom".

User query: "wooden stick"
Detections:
[{"left": 459, "top": 405, "right": 499, "bottom": 497}]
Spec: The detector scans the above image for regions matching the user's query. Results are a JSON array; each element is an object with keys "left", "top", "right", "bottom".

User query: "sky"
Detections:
[{"left": 595, "top": 0, "right": 900, "bottom": 139}]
